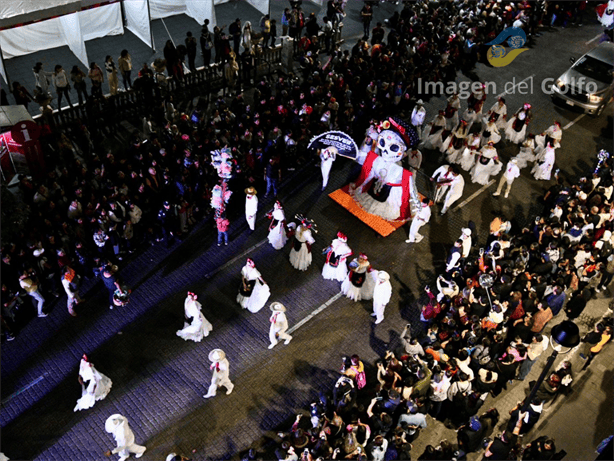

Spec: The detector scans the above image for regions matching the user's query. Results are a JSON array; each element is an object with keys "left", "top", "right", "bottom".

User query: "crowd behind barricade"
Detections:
[{"left": 247, "top": 150, "right": 613, "bottom": 460}]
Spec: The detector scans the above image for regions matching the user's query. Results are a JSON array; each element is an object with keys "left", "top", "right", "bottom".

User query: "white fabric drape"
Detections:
[
  {"left": 0, "top": 49, "right": 7, "bottom": 84},
  {"left": 149, "top": 0, "right": 186, "bottom": 20},
  {"left": 150, "top": 0, "right": 216, "bottom": 26},
  {"left": 186, "top": 0, "right": 215, "bottom": 28},
  {"left": 124, "top": 0, "right": 152, "bottom": 48},
  {"left": 0, "top": 3, "right": 122, "bottom": 60},
  {"left": 246, "top": 0, "right": 269, "bottom": 15},
  {"left": 59, "top": 13, "right": 88, "bottom": 67}
]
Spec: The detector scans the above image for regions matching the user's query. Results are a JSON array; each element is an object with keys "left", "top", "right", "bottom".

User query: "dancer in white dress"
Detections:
[
  {"left": 421, "top": 110, "right": 447, "bottom": 151},
  {"left": 322, "top": 232, "right": 353, "bottom": 282},
  {"left": 513, "top": 134, "right": 536, "bottom": 169},
  {"left": 486, "top": 97, "right": 507, "bottom": 131},
  {"left": 432, "top": 165, "right": 465, "bottom": 215},
  {"left": 341, "top": 253, "right": 376, "bottom": 301},
  {"left": 203, "top": 349, "right": 234, "bottom": 398},
  {"left": 459, "top": 132, "right": 481, "bottom": 172},
  {"left": 237, "top": 258, "right": 271, "bottom": 313},
  {"left": 104, "top": 414, "right": 146, "bottom": 460},
  {"left": 74, "top": 355, "right": 112, "bottom": 412},
  {"left": 535, "top": 121, "right": 562, "bottom": 154},
  {"left": 532, "top": 142, "right": 556, "bottom": 181},
  {"left": 441, "top": 120, "right": 469, "bottom": 164},
  {"left": 176, "top": 292, "right": 213, "bottom": 342},
  {"left": 372, "top": 271, "right": 392, "bottom": 324},
  {"left": 471, "top": 142, "right": 502, "bottom": 186},
  {"left": 411, "top": 99, "right": 427, "bottom": 140},
  {"left": 480, "top": 115, "right": 501, "bottom": 147},
  {"left": 505, "top": 103, "right": 532, "bottom": 144},
  {"left": 244, "top": 187, "right": 258, "bottom": 232},
  {"left": 268, "top": 302, "right": 293, "bottom": 349},
  {"left": 320, "top": 146, "right": 337, "bottom": 190},
  {"left": 267, "top": 201, "right": 288, "bottom": 250},
  {"left": 289, "top": 217, "right": 316, "bottom": 271},
  {"left": 444, "top": 93, "right": 461, "bottom": 131},
  {"left": 462, "top": 84, "right": 486, "bottom": 132}
]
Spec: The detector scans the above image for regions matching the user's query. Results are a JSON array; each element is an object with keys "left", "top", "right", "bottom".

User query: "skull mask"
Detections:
[{"left": 376, "top": 129, "right": 407, "bottom": 163}]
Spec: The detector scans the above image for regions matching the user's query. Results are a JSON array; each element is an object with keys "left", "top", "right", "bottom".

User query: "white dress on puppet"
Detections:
[
  {"left": 597, "top": 1, "right": 614, "bottom": 28},
  {"left": 267, "top": 204, "right": 288, "bottom": 250},
  {"left": 351, "top": 118, "right": 421, "bottom": 222},
  {"left": 459, "top": 133, "right": 481, "bottom": 172},
  {"left": 320, "top": 147, "right": 337, "bottom": 190},
  {"left": 471, "top": 145, "right": 502, "bottom": 185},
  {"left": 420, "top": 113, "right": 447, "bottom": 151},
  {"left": 487, "top": 99, "right": 508, "bottom": 131},
  {"left": 289, "top": 222, "right": 316, "bottom": 271},
  {"left": 322, "top": 233, "right": 353, "bottom": 282},
  {"left": 237, "top": 260, "right": 271, "bottom": 313},
  {"left": 341, "top": 255, "right": 376, "bottom": 301},
  {"left": 531, "top": 144, "right": 556, "bottom": 181},
  {"left": 444, "top": 95, "right": 461, "bottom": 131},
  {"left": 244, "top": 187, "right": 258, "bottom": 231},
  {"left": 74, "top": 357, "right": 113, "bottom": 412},
  {"left": 505, "top": 105, "right": 532, "bottom": 144},
  {"left": 176, "top": 295, "right": 213, "bottom": 342},
  {"left": 441, "top": 122, "right": 469, "bottom": 164},
  {"left": 105, "top": 414, "right": 147, "bottom": 460},
  {"left": 480, "top": 117, "right": 501, "bottom": 146},
  {"left": 513, "top": 136, "right": 536, "bottom": 169}
]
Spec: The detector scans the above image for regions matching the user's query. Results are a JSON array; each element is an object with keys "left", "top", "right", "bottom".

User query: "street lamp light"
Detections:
[{"left": 521, "top": 320, "right": 580, "bottom": 412}]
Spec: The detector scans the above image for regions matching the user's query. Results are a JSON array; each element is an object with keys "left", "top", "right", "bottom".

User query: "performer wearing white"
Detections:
[
  {"left": 505, "top": 103, "right": 532, "bottom": 144},
  {"left": 407, "top": 148, "right": 422, "bottom": 171},
  {"left": 289, "top": 218, "right": 316, "bottom": 271},
  {"left": 244, "top": 187, "right": 258, "bottom": 231},
  {"left": 493, "top": 159, "right": 521, "bottom": 198},
  {"left": 341, "top": 253, "right": 376, "bottom": 301},
  {"left": 237, "top": 258, "right": 271, "bottom": 313},
  {"left": 532, "top": 142, "right": 556, "bottom": 181},
  {"left": 104, "top": 414, "right": 146, "bottom": 460},
  {"left": 432, "top": 164, "right": 456, "bottom": 204},
  {"left": 203, "top": 349, "right": 234, "bottom": 398},
  {"left": 480, "top": 115, "right": 501, "bottom": 147},
  {"left": 176, "top": 292, "right": 213, "bottom": 342},
  {"left": 268, "top": 302, "right": 293, "bottom": 349},
  {"left": 421, "top": 110, "right": 447, "bottom": 151},
  {"left": 459, "top": 228, "right": 472, "bottom": 258},
  {"left": 487, "top": 97, "right": 508, "bottom": 131},
  {"left": 444, "top": 93, "right": 461, "bottom": 131},
  {"left": 320, "top": 146, "right": 337, "bottom": 190},
  {"left": 441, "top": 120, "right": 469, "bottom": 164},
  {"left": 459, "top": 133, "right": 480, "bottom": 172},
  {"left": 535, "top": 121, "right": 562, "bottom": 154},
  {"left": 471, "top": 142, "right": 502, "bottom": 186},
  {"left": 74, "top": 354, "right": 112, "bottom": 412},
  {"left": 267, "top": 201, "right": 288, "bottom": 250},
  {"left": 406, "top": 198, "right": 431, "bottom": 243},
  {"left": 372, "top": 271, "right": 392, "bottom": 324},
  {"left": 462, "top": 84, "right": 486, "bottom": 132},
  {"left": 432, "top": 165, "right": 465, "bottom": 215},
  {"left": 322, "top": 232, "right": 353, "bottom": 282},
  {"left": 513, "top": 134, "right": 536, "bottom": 169},
  {"left": 411, "top": 100, "right": 427, "bottom": 139}
]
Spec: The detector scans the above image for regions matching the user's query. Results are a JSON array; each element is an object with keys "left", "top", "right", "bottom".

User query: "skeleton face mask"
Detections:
[{"left": 376, "top": 129, "right": 407, "bottom": 162}]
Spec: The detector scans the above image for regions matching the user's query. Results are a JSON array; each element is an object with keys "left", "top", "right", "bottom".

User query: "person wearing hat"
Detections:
[
  {"left": 319, "top": 146, "right": 337, "bottom": 191},
  {"left": 204, "top": 349, "right": 234, "bottom": 398},
  {"left": 493, "top": 158, "right": 521, "bottom": 199},
  {"left": 411, "top": 100, "right": 427, "bottom": 140},
  {"left": 104, "top": 414, "right": 146, "bottom": 460},
  {"left": 74, "top": 354, "right": 113, "bottom": 412},
  {"left": 289, "top": 217, "right": 316, "bottom": 271},
  {"left": 457, "top": 415, "right": 485, "bottom": 453},
  {"left": 237, "top": 258, "right": 271, "bottom": 313},
  {"left": 176, "top": 291, "right": 213, "bottom": 342},
  {"left": 406, "top": 198, "right": 432, "bottom": 244},
  {"left": 459, "top": 227, "right": 472, "bottom": 258},
  {"left": 244, "top": 187, "right": 258, "bottom": 232},
  {"left": 322, "top": 231, "right": 353, "bottom": 282},
  {"left": 268, "top": 302, "right": 293, "bottom": 349},
  {"left": 372, "top": 271, "right": 392, "bottom": 324}
]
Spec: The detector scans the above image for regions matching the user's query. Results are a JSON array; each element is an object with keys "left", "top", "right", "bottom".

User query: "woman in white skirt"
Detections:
[
  {"left": 513, "top": 134, "right": 536, "bottom": 169},
  {"left": 480, "top": 114, "right": 501, "bottom": 147},
  {"left": 341, "top": 253, "right": 376, "bottom": 301},
  {"left": 176, "top": 292, "right": 213, "bottom": 342},
  {"left": 441, "top": 120, "right": 469, "bottom": 164},
  {"left": 74, "top": 354, "right": 112, "bottom": 412},
  {"left": 459, "top": 132, "right": 481, "bottom": 172},
  {"left": 535, "top": 121, "right": 562, "bottom": 155},
  {"left": 267, "top": 201, "right": 288, "bottom": 250},
  {"left": 532, "top": 142, "right": 556, "bottom": 181},
  {"left": 462, "top": 84, "right": 486, "bottom": 132},
  {"left": 237, "top": 258, "right": 271, "bottom": 313},
  {"left": 487, "top": 97, "right": 508, "bottom": 131},
  {"left": 322, "top": 231, "right": 353, "bottom": 282},
  {"left": 471, "top": 142, "right": 502, "bottom": 185},
  {"left": 505, "top": 103, "right": 532, "bottom": 144},
  {"left": 289, "top": 217, "right": 316, "bottom": 271},
  {"left": 420, "top": 110, "right": 447, "bottom": 151},
  {"left": 444, "top": 93, "right": 461, "bottom": 131}
]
